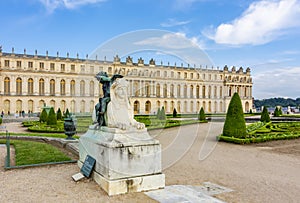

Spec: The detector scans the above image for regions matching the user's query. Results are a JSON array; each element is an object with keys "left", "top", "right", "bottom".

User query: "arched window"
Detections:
[
  {"left": 164, "top": 101, "right": 168, "bottom": 112},
  {"left": 177, "top": 101, "right": 181, "bottom": 113},
  {"left": 202, "top": 86, "right": 206, "bottom": 98},
  {"left": 134, "top": 101, "right": 140, "bottom": 114},
  {"left": 157, "top": 101, "right": 161, "bottom": 109},
  {"left": 70, "top": 80, "right": 75, "bottom": 96},
  {"left": 60, "top": 79, "right": 66, "bottom": 95},
  {"left": 184, "top": 85, "right": 187, "bottom": 98},
  {"left": 50, "top": 79, "right": 55, "bottom": 96},
  {"left": 61, "top": 100, "right": 66, "bottom": 112},
  {"left": 4, "top": 77, "right": 10, "bottom": 95},
  {"left": 177, "top": 85, "right": 181, "bottom": 98},
  {"left": 134, "top": 81, "right": 139, "bottom": 97},
  {"left": 16, "top": 77, "right": 22, "bottom": 95},
  {"left": 28, "top": 78, "right": 34, "bottom": 95},
  {"left": 214, "top": 86, "right": 217, "bottom": 98},
  {"left": 90, "top": 100, "right": 95, "bottom": 113},
  {"left": 208, "top": 86, "right": 211, "bottom": 98},
  {"left": 208, "top": 101, "right": 212, "bottom": 112},
  {"left": 220, "top": 86, "right": 223, "bottom": 97},
  {"left": 163, "top": 84, "right": 167, "bottom": 98},
  {"left": 16, "top": 100, "right": 22, "bottom": 112},
  {"left": 190, "top": 101, "right": 194, "bottom": 113},
  {"left": 245, "top": 101, "right": 250, "bottom": 112},
  {"left": 71, "top": 100, "right": 76, "bottom": 113},
  {"left": 170, "top": 84, "right": 174, "bottom": 98},
  {"left": 39, "top": 79, "right": 45, "bottom": 95},
  {"left": 4, "top": 100, "right": 10, "bottom": 114},
  {"left": 145, "top": 82, "right": 150, "bottom": 97},
  {"left": 28, "top": 100, "right": 34, "bottom": 112},
  {"left": 80, "top": 100, "right": 85, "bottom": 113},
  {"left": 50, "top": 100, "right": 56, "bottom": 110},
  {"left": 89, "top": 81, "right": 94, "bottom": 96},
  {"left": 156, "top": 84, "right": 160, "bottom": 97},
  {"left": 196, "top": 85, "right": 200, "bottom": 99},
  {"left": 171, "top": 101, "right": 175, "bottom": 112},
  {"left": 190, "top": 85, "right": 194, "bottom": 98},
  {"left": 145, "top": 101, "right": 151, "bottom": 114},
  {"left": 80, "top": 80, "right": 85, "bottom": 96},
  {"left": 39, "top": 100, "right": 45, "bottom": 110}
]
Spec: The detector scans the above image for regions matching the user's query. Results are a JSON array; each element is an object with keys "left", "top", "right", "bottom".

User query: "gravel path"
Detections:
[{"left": 1, "top": 122, "right": 300, "bottom": 202}]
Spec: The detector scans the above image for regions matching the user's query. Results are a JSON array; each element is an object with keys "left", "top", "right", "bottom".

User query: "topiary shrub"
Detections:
[
  {"left": 249, "top": 109, "right": 253, "bottom": 114},
  {"left": 64, "top": 108, "right": 70, "bottom": 118},
  {"left": 0, "top": 117, "right": 2, "bottom": 125},
  {"left": 198, "top": 107, "right": 206, "bottom": 121},
  {"left": 47, "top": 107, "right": 57, "bottom": 125},
  {"left": 157, "top": 107, "right": 161, "bottom": 119},
  {"left": 222, "top": 92, "right": 247, "bottom": 138},
  {"left": 56, "top": 108, "right": 62, "bottom": 120},
  {"left": 172, "top": 108, "right": 177, "bottom": 118},
  {"left": 40, "top": 108, "right": 48, "bottom": 123},
  {"left": 159, "top": 106, "right": 166, "bottom": 120},
  {"left": 260, "top": 106, "right": 270, "bottom": 122}
]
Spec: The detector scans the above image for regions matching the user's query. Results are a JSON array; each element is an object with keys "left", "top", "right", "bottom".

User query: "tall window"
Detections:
[
  {"left": 89, "top": 81, "right": 94, "bottom": 96},
  {"left": 184, "top": 85, "right": 187, "bottom": 98},
  {"left": 50, "top": 79, "right": 55, "bottom": 96},
  {"left": 190, "top": 85, "right": 194, "bottom": 98},
  {"left": 134, "top": 101, "right": 140, "bottom": 114},
  {"left": 4, "top": 60, "right": 10, "bottom": 67},
  {"left": 16, "top": 77, "right": 22, "bottom": 95},
  {"left": 196, "top": 85, "right": 200, "bottom": 99},
  {"left": 28, "top": 78, "right": 34, "bottom": 95},
  {"left": 60, "top": 79, "right": 66, "bottom": 95},
  {"left": 177, "top": 85, "right": 181, "bottom": 97},
  {"left": 17, "top": 61, "right": 21, "bottom": 68},
  {"left": 163, "top": 84, "right": 167, "bottom": 98},
  {"left": 50, "top": 63, "right": 55, "bottom": 71},
  {"left": 28, "top": 61, "right": 33, "bottom": 69},
  {"left": 156, "top": 84, "right": 160, "bottom": 97},
  {"left": 39, "top": 79, "right": 45, "bottom": 95},
  {"left": 4, "top": 77, "right": 10, "bottom": 95},
  {"left": 61, "top": 64, "right": 65, "bottom": 72},
  {"left": 80, "top": 80, "right": 85, "bottom": 96},
  {"left": 40, "top": 62, "right": 44, "bottom": 70},
  {"left": 71, "top": 65, "right": 75, "bottom": 72},
  {"left": 145, "top": 101, "right": 151, "bottom": 114},
  {"left": 170, "top": 84, "right": 174, "bottom": 98},
  {"left": 70, "top": 80, "right": 75, "bottom": 96}
]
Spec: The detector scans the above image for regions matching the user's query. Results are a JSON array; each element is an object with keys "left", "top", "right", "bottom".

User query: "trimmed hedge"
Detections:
[{"left": 198, "top": 107, "right": 206, "bottom": 121}]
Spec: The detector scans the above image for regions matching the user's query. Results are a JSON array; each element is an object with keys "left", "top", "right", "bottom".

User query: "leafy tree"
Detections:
[
  {"left": 47, "top": 107, "right": 57, "bottom": 125},
  {"left": 172, "top": 108, "right": 177, "bottom": 118},
  {"left": 0, "top": 117, "right": 2, "bottom": 125},
  {"left": 198, "top": 107, "right": 206, "bottom": 121},
  {"left": 56, "top": 108, "right": 62, "bottom": 120},
  {"left": 40, "top": 108, "right": 48, "bottom": 123},
  {"left": 260, "top": 106, "right": 270, "bottom": 122},
  {"left": 279, "top": 107, "right": 283, "bottom": 115},
  {"left": 274, "top": 107, "right": 280, "bottom": 117},
  {"left": 222, "top": 93, "right": 247, "bottom": 138}
]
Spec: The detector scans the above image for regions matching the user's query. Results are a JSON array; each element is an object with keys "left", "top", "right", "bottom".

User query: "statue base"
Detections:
[{"left": 78, "top": 126, "right": 165, "bottom": 196}]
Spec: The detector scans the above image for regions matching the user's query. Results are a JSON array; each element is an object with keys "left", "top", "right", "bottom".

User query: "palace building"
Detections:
[{"left": 0, "top": 48, "right": 253, "bottom": 115}]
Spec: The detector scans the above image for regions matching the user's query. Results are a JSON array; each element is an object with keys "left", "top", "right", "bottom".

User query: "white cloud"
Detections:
[
  {"left": 134, "top": 32, "right": 203, "bottom": 49},
  {"left": 39, "top": 0, "right": 106, "bottom": 13},
  {"left": 160, "top": 18, "right": 191, "bottom": 27},
  {"left": 204, "top": 0, "right": 300, "bottom": 45},
  {"left": 253, "top": 67, "right": 300, "bottom": 99}
]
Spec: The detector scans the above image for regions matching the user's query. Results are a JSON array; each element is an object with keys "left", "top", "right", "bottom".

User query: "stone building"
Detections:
[{"left": 0, "top": 48, "right": 253, "bottom": 115}]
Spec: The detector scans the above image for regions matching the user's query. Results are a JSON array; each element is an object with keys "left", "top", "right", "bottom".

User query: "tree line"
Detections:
[{"left": 254, "top": 97, "right": 300, "bottom": 108}]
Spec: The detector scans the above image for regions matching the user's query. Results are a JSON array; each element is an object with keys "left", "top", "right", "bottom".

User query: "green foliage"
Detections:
[
  {"left": 64, "top": 108, "right": 70, "bottom": 118},
  {"left": 47, "top": 107, "right": 57, "bottom": 125},
  {"left": 172, "top": 108, "right": 177, "bottom": 118},
  {"left": 198, "top": 107, "right": 206, "bottom": 121},
  {"left": 160, "top": 106, "right": 166, "bottom": 120},
  {"left": 0, "top": 117, "right": 2, "bottom": 125},
  {"left": 254, "top": 97, "right": 300, "bottom": 108},
  {"left": 260, "top": 106, "right": 271, "bottom": 122},
  {"left": 157, "top": 108, "right": 161, "bottom": 119},
  {"left": 56, "top": 108, "right": 62, "bottom": 120},
  {"left": 279, "top": 107, "right": 283, "bottom": 115},
  {"left": 40, "top": 108, "right": 48, "bottom": 123},
  {"left": 223, "top": 93, "right": 247, "bottom": 138},
  {"left": 0, "top": 140, "right": 71, "bottom": 165},
  {"left": 249, "top": 109, "right": 253, "bottom": 114},
  {"left": 274, "top": 106, "right": 280, "bottom": 117}
]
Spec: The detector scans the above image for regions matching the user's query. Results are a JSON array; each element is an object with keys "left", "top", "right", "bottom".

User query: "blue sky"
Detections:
[{"left": 1, "top": 0, "right": 300, "bottom": 99}]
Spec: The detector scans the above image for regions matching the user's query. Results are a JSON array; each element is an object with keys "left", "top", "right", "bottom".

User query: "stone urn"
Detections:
[{"left": 64, "top": 116, "right": 77, "bottom": 140}]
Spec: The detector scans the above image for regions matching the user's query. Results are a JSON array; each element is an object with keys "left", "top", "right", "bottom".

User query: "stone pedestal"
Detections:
[{"left": 78, "top": 126, "right": 165, "bottom": 196}]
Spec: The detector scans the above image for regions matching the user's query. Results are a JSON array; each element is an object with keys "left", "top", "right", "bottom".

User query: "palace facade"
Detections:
[{"left": 0, "top": 48, "right": 253, "bottom": 115}]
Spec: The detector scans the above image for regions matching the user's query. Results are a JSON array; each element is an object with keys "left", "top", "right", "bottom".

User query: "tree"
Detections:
[
  {"left": 260, "top": 106, "right": 270, "bottom": 122},
  {"left": 64, "top": 108, "right": 70, "bottom": 118},
  {"left": 56, "top": 108, "right": 62, "bottom": 120},
  {"left": 156, "top": 107, "right": 161, "bottom": 119},
  {"left": 274, "top": 106, "right": 280, "bottom": 117},
  {"left": 47, "top": 107, "right": 57, "bottom": 125},
  {"left": 172, "top": 108, "right": 177, "bottom": 118},
  {"left": 279, "top": 107, "right": 283, "bottom": 115},
  {"left": 222, "top": 93, "right": 247, "bottom": 138},
  {"left": 40, "top": 108, "right": 48, "bottom": 123},
  {"left": 198, "top": 107, "right": 206, "bottom": 121},
  {"left": 159, "top": 106, "right": 166, "bottom": 120},
  {"left": 249, "top": 109, "right": 253, "bottom": 114}
]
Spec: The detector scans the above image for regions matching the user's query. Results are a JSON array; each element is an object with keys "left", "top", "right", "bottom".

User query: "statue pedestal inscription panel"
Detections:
[{"left": 78, "top": 126, "right": 165, "bottom": 196}]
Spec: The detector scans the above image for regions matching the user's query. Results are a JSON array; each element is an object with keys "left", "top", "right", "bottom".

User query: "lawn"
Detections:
[{"left": 0, "top": 140, "right": 72, "bottom": 166}]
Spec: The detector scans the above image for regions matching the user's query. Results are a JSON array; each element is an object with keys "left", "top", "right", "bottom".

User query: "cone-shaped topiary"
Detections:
[
  {"left": 274, "top": 106, "right": 279, "bottom": 117},
  {"left": 0, "top": 117, "right": 2, "bottom": 125},
  {"left": 157, "top": 107, "right": 161, "bottom": 119},
  {"left": 159, "top": 106, "right": 166, "bottom": 120},
  {"left": 56, "top": 108, "right": 62, "bottom": 120},
  {"left": 64, "top": 108, "right": 70, "bottom": 118},
  {"left": 47, "top": 107, "right": 57, "bottom": 125},
  {"left": 249, "top": 109, "right": 253, "bottom": 114},
  {"left": 172, "top": 108, "right": 177, "bottom": 118},
  {"left": 260, "top": 106, "right": 270, "bottom": 122},
  {"left": 279, "top": 107, "right": 283, "bottom": 115},
  {"left": 40, "top": 108, "right": 48, "bottom": 123},
  {"left": 222, "top": 93, "right": 247, "bottom": 138},
  {"left": 198, "top": 107, "right": 206, "bottom": 121}
]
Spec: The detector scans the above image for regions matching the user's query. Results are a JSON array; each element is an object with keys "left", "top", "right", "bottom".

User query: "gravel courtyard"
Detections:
[{"left": 1, "top": 122, "right": 300, "bottom": 202}]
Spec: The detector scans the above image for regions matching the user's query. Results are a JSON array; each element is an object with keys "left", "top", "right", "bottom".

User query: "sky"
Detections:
[{"left": 1, "top": 0, "right": 300, "bottom": 99}]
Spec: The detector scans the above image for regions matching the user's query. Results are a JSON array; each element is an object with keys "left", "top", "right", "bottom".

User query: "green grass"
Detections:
[{"left": 0, "top": 140, "right": 72, "bottom": 166}]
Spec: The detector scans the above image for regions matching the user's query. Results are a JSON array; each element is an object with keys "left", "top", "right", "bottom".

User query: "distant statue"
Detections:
[
  {"left": 94, "top": 71, "right": 123, "bottom": 127},
  {"left": 126, "top": 56, "right": 133, "bottom": 64},
  {"left": 149, "top": 58, "right": 155, "bottom": 65},
  {"left": 106, "top": 78, "right": 145, "bottom": 130}
]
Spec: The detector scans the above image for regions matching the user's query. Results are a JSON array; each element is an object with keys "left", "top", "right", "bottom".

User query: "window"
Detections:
[
  {"left": 60, "top": 79, "right": 66, "bottom": 95},
  {"left": 28, "top": 62, "right": 33, "bottom": 69},
  {"left": 17, "top": 61, "right": 21, "bottom": 68},
  {"left": 50, "top": 79, "right": 55, "bottom": 95},
  {"left": 196, "top": 85, "right": 200, "bottom": 99},
  {"left": 61, "top": 64, "right": 65, "bottom": 72},
  {"left": 177, "top": 85, "right": 181, "bottom": 97},
  {"left": 16, "top": 77, "right": 22, "bottom": 95},
  {"left": 145, "top": 101, "right": 151, "bottom": 114},
  {"left": 156, "top": 84, "right": 160, "bottom": 97},
  {"left": 184, "top": 72, "right": 187, "bottom": 79},
  {"left": 40, "top": 62, "right": 44, "bottom": 70},
  {"left": 184, "top": 85, "right": 187, "bottom": 98},
  {"left": 28, "top": 78, "right": 34, "bottom": 95},
  {"left": 50, "top": 63, "right": 55, "bottom": 71},
  {"left": 39, "top": 79, "right": 45, "bottom": 95},
  {"left": 70, "top": 80, "right": 75, "bottom": 96},
  {"left": 80, "top": 80, "right": 85, "bottom": 96},
  {"left": 190, "top": 85, "right": 194, "bottom": 98},
  {"left": 71, "top": 65, "right": 75, "bottom": 72},
  {"left": 134, "top": 101, "right": 140, "bottom": 114},
  {"left": 170, "top": 84, "right": 174, "bottom": 98},
  {"left": 4, "top": 77, "right": 10, "bottom": 95},
  {"left": 163, "top": 84, "right": 167, "bottom": 98},
  {"left": 80, "top": 65, "right": 85, "bottom": 72},
  {"left": 4, "top": 60, "right": 10, "bottom": 67},
  {"left": 190, "top": 73, "right": 193, "bottom": 79},
  {"left": 89, "top": 81, "right": 94, "bottom": 96}
]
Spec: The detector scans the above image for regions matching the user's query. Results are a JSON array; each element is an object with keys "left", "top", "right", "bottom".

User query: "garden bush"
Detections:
[
  {"left": 198, "top": 107, "right": 206, "bottom": 121},
  {"left": 47, "top": 107, "right": 57, "bottom": 125},
  {"left": 222, "top": 93, "right": 247, "bottom": 138},
  {"left": 56, "top": 108, "right": 62, "bottom": 120},
  {"left": 40, "top": 108, "right": 48, "bottom": 123},
  {"left": 260, "top": 106, "right": 270, "bottom": 122},
  {"left": 0, "top": 117, "right": 2, "bottom": 125},
  {"left": 172, "top": 108, "right": 177, "bottom": 118}
]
